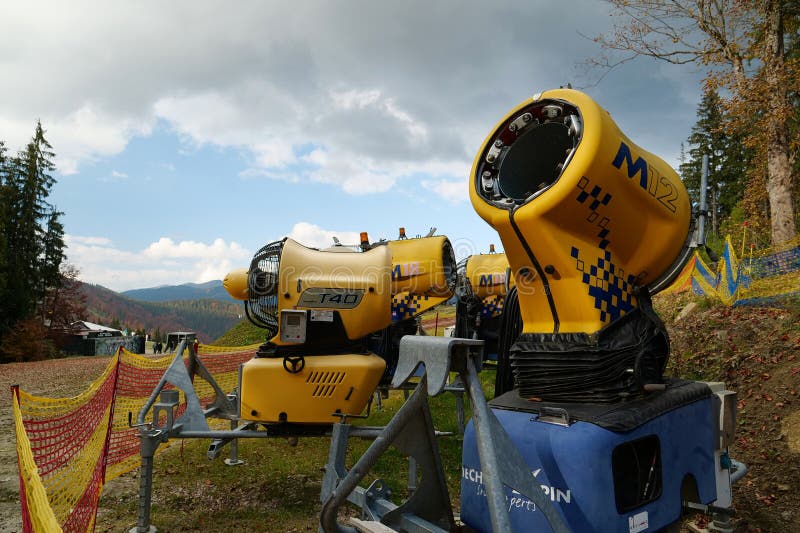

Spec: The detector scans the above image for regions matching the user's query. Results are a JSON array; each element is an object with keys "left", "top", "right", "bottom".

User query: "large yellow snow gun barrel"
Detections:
[
  {"left": 470, "top": 88, "right": 692, "bottom": 336},
  {"left": 223, "top": 238, "right": 392, "bottom": 423},
  {"left": 464, "top": 251, "right": 512, "bottom": 302},
  {"left": 384, "top": 234, "right": 457, "bottom": 320},
  {"left": 221, "top": 233, "right": 457, "bottom": 423},
  {"left": 224, "top": 238, "right": 392, "bottom": 344}
]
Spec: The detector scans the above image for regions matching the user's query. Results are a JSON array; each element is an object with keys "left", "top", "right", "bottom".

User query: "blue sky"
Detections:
[{"left": 1, "top": 1, "right": 705, "bottom": 291}]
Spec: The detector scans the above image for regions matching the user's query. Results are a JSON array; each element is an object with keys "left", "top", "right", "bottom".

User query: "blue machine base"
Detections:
[{"left": 461, "top": 392, "right": 718, "bottom": 532}]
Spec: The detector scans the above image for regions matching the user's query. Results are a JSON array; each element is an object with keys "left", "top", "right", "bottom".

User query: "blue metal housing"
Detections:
[{"left": 461, "top": 397, "right": 718, "bottom": 532}]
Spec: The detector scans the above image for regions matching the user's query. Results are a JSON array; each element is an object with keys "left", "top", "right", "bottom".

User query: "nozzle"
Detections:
[{"left": 223, "top": 269, "right": 249, "bottom": 300}]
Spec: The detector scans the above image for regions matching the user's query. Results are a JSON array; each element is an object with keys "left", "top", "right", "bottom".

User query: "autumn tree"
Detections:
[
  {"left": 592, "top": 0, "right": 799, "bottom": 245},
  {"left": 41, "top": 264, "right": 87, "bottom": 347}
]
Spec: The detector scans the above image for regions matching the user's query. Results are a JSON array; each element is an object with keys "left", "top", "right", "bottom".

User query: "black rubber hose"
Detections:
[{"left": 495, "top": 286, "right": 521, "bottom": 397}]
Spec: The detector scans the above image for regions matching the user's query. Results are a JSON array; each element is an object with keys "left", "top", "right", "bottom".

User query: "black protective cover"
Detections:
[
  {"left": 490, "top": 379, "right": 713, "bottom": 432},
  {"left": 509, "top": 291, "right": 669, "bottom": 403}
]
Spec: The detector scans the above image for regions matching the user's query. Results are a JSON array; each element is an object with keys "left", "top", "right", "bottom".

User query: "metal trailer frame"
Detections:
[
  {"left": 319, "top": 337, "right": 752, "bottom": 533},
  {"left": 131, "top": 337, "right": 746, "bottom": 533},
  {"left": 319, "top": 335, "right": 570, "bottom": 533},
  {"left": 129, "top": 340, "right": 470, "bottom": 533}
]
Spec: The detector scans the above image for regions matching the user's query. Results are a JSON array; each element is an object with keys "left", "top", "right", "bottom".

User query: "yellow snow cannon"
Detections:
[
  {"left": 454, "top": 247, "right": 513, "bottom": 361},
  {"left": 225, "top": 238, "right": 392, "bottom": 424},
  {"left": 470, "top": 88, "right": 692, "bottom": 336},
  {"left": 464, "top": 248, "right": 512, "bottom": 305},
  {"left": 470, "top": 88, "right": 694, "bottom": 401},
  {"left": 384, "top": 230, "right": 457, "bottom": 321}
]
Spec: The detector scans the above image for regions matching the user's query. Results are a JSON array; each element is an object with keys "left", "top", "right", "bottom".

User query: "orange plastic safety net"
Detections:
[{"left": 13, "top": 344, "right": 259, "bottom": 532}]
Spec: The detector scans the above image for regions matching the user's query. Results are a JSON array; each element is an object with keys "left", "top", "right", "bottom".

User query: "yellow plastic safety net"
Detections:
[
  {"left": 13, "top": 344, "right": 259, "bottom": 532},
  {"left": 665, "top": 234, "right": 800, "bottom": 305}
]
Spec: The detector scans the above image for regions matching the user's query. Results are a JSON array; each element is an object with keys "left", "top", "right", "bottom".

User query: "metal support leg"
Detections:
[
  {"left": 454, "top": 392, "right": 465, "bottom": 434},
  {"left": 320, "top": 423, "right": 351, "bottom": 506},
  {"left": 402, "top": 388, "right": 418, "bottom": 495},
  {"left": 130, "top": 432, "right": 162, "bottom": 533},
  {"left": 320, "top": 376, "right": 454, "bottom": 533},
  {"left": 224, "top": 419, "right": 245, "bottom": 466}
]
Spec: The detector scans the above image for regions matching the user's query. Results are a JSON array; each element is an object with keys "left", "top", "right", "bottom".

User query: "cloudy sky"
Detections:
[{"left": 1, "top": 1, "right": 705, "bottom": 292}]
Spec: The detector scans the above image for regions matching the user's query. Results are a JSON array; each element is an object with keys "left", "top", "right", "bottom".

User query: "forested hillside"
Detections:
[
  {"left": 81, "top": 283, "right": 242, "bottom": 343},
  {"left": 121, "top": 280, "right": 232, "bottom": 302}
]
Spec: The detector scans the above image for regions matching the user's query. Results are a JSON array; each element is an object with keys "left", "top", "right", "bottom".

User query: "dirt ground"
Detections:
[
  {"left": 1, "top": 295, "right": 799, "bottom": 532},
  {"left": 656, "top": 294, "right": 800, "bottom": 532}
]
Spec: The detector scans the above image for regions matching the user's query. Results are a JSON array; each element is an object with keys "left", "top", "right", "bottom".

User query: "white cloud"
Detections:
[
  {"left": 330, "top": 89, "right": 382, "bottom": 110},
  {"left": 306, "top": 151, "right": 397, "bottom": 194},
  {"left": 287, "top": 222, "right": 362, "bottom": 249},
  {"left": 422, "top": 179, "right": 467, "bottom": 204},
  {"left": 0, "top": 0, "right": 699, "bottom": 207},
  {"left": 64, "top": 234, "right": 250, "bottom": 291}
]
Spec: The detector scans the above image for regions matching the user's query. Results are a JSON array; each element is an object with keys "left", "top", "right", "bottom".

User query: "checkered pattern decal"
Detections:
[
  {"left": 571, "top": 247, "right": 636, "bottom": 323},
  {"left": 576, "top": 176, "right": 612, "bottom": 249},
  {"left": 392, "top": 293, "right": 431, "bottom": 321},
  {"left": 480, "top": 294, "right": 504, "bottom": 318},
  {"left": 572, "top": 177, "right": 638, "bottom": 323}
]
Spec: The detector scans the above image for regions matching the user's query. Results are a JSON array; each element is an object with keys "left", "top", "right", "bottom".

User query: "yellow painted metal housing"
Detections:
[
  {"left": 239, "top": 353, "right": 386, "bottom": 423},
  {"left": 387, "top": 235, "right": 455, "bottom": 296},
  {"left": 273, "top": 238, "right": 392, "bottom": 344},
  {"left": 466, "top": 252, "right": 512, "bottom": 301},
  {"left": 223, "top": 268, "right": 249, "bottom": 300},
  {"left": 386, "top": 235, "right": 456, "bottom": 319},
  {"left": 470, "top": 89, "right": 691, "bottom": 334}
]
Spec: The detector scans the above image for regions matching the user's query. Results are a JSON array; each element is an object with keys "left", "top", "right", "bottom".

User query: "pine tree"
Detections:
[
  {"left": 0, "top": 141, "right": 9, "bottom": 333},
  {"left": 680, "top": 89, "right": 751, "bottom": 237},
  {"left": 0, "top": 122, "right": 66, "bottom": 359},
  {"left": 38, "top": 208, "right": 66, "bottom": 315},
  {"left": 6, "top": 123, "right": 58, "bottom": 320}
]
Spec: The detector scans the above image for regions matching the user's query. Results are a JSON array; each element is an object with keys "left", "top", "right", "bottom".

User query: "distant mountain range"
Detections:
[
  {"left": 80, "top": 281, "right": 247, "bottom": 343},
  {"left": 121, "top": 280, "right": 232, "bottom": 302}
]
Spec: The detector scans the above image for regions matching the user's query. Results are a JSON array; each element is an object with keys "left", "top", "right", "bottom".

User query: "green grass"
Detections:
[
  {"left": 98, "top": 368, "right": 495, "bottom": 531},
  {"left": 211, "top": 319, "right": 267, "bottom": 347}
]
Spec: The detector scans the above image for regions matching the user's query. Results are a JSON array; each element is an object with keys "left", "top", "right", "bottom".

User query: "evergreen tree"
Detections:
[
  {"left": 38, "top": 208, "right": 66, "bottom": 316},
  {"left": 0, "top": 142, "right": 8, "bottom": 332},
  {"left": 0, "top": 122, "right": 66, "bottom": 359},
  {"left": 680, "top": 89, "right": 751, "bottom": 237},
  {"left": 5, "top": 123, "right": 58, "bottom": 323}
]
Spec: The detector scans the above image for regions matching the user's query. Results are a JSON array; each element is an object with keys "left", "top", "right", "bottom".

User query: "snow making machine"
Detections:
[
  {"left": 129, "top": 232, "right": 457, "bottom": 532},
  {"left": 454, "top": 248, "right": 513, "bottom": 363},
  {"left": 319, "top": 89, "right": 745, "bottom": 533}
]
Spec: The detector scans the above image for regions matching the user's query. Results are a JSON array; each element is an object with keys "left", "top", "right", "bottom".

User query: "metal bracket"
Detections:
[
  {"left": 320, "top": 374, "right": 455, "bottom": 533},
  {"left": 392, "top": 336, "right": 483, "bottom": 396},
  {"left": 535, "top": 406, "right": 571, "bottom": 427}
]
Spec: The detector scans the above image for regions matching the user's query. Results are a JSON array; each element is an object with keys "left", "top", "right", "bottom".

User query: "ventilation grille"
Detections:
[
  {"left": 306, "top": 371, "right": 346, "bottom": 398},
  {"left": 245, "top": 239, "right": 284, "bottom": 338}
]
